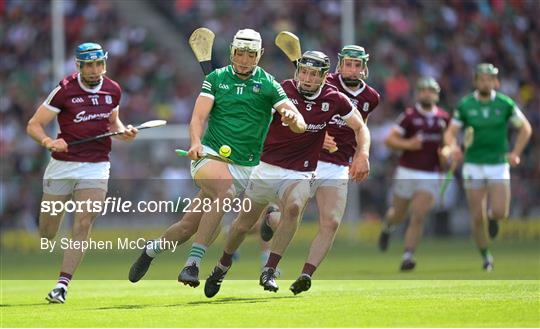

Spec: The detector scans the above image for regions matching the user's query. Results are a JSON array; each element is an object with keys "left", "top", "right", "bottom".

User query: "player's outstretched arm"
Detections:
[
  {"left": 27, "top": 104, "right": 68, "bottom": 152},
  {"left": 109, "top": 111, "right": 138, "bottom": 142},
  {"left": 508, "top": 112, "right": 532, "bottom": 167},
  {"left": 275, "top": 101, "right": 306, "bottom": 133},
  {"left": 188, "top": 95, "right": 214, "bottom": 160},
  {"left": 345, "top": 110, "right": 370, "bottom": 182}
]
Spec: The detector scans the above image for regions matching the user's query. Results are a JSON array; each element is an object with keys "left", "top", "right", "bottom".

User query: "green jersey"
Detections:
[
  {"left": 453, "top": 90, "right": 524, "bottom": 164},
  {"left": 200, "top": 65, "right": 288, "bottom": 166}
]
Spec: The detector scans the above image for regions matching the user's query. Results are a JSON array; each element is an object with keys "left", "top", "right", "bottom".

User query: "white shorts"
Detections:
[
  {"left": 190, "top": 145, "right": 253, "bottom": 195},
  {"left": 246, "top": 162, "right": 315, "bottom": 204},
  {"left": 393, "top": 166, "right": 440, "bottom": 199},
  {"left": 43, "top": 158, "right": 110, "bottom": 195},
  {"left": 311, "top": 161, "right": 349, "bottom": 194},
  {"left": 462, "top": 163, "right": 510, "bottom": 189}
]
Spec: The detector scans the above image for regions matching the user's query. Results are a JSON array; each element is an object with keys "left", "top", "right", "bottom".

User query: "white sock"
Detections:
[
  {"left": 55, "top": 283, "right": 68, "bottom": 290},
  {"left": 185, "top": 243, "right": 207, "bottom": 267},
  {"left": 145, "top": 239, "right": 164, "bottom": 258},
  {"left": 260, "top": 250, "right": 270, "bottom": 266},
  {"left": 402, "top": 251, "right": 414, "bottom": 261}
]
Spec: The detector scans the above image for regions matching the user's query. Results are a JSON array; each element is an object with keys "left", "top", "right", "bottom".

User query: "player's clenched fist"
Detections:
[
  {"left": 43, "top": 137, "right": 68, "bottom": 153},
  {"left": 187, "top": 143, "right": 203, "bottom": 160},
  {"left": 507, "top": 152, "right": 521, "bottom": 167},
  {"left": 122, "top": 124, "right": 139, "bottom": 141},
  {"left": 349, "top": 153, "right": 370, "bottom": 182}
]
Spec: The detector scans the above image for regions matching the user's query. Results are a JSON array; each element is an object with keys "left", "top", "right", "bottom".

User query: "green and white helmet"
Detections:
[
  {"left": 230, "top": 28, "right": 263, "bottom": 74},
  {"left": 416, "top": 77, "right": 440, "bottom": 93},
  {"left": 337, "top": 45, "right": 370, "bottom": 82},
  {"left": 475, "top": 63, "right": 499, "bottom": 77}
]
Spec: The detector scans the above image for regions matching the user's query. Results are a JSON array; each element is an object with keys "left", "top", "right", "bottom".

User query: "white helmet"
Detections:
[{"left": 230, "top": 29, "right": 263, "bottom": 74}]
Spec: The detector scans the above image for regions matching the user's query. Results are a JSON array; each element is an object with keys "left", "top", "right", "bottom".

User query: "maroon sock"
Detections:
[
  {"left": 302, "top": 263, "right": 317, "bottom": 276},
  {"left": 219, "top": 251, "right": 234, "bottom": 267},
  {"left": 58, "top": 272, "right": 72, "bottom": 287},
  {"left": 264, "top": 252, "right": 282, "bottom": 269}
]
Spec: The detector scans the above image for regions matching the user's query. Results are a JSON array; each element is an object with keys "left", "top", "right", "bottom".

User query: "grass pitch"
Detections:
[
  {"left": 1, "top": 280, "right": 539, "bottom": 327},
  {"left": 1, "top": 223, "right": 539, "bottom": 327}
]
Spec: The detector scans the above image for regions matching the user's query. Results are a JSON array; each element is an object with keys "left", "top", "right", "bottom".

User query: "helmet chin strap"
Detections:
[
  {"left": 342, "top": 77, "right": 362, "bottom": 87},
  {"left": 230, "top": 51, "right": 259, "bottom": 77},
  {"left": 419, "top": 100, "right": 435, "bottom": 109},
  {"left": 82, "top": 77, "right": 102, "bottom": 87},
  {"left": 77, "top": 62, "right": 106, "bottom": 87},
  {"left": 232, "top": 66, "right": 253, "bottom": 77}
]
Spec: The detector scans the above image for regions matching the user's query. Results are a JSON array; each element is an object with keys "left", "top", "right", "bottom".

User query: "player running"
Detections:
[
  {"left": 259, "top": 45, "right": 380, "bottom": 294},
  {"left": 378, "top": 77, "right": 450, "bottom": 271},
  {"left": 444, "top": 63, "right": 531, "bottom": 271},
  {"left": 27, "top": 43, "right": 138, "bottom": 303},
  {"left": 203, "top": 50, "right": 370, "bottom": 298},
  {"left": 128, "top": 29, "right": 305, "bottom": 286}
]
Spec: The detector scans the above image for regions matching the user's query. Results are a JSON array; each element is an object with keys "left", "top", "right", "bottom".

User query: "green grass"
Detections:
[
  {"left": 1, "top": 280, "right": 539, "bottom": 327},
  {"left": 1, "top": 224, "right": 539, "bottom": 327}
]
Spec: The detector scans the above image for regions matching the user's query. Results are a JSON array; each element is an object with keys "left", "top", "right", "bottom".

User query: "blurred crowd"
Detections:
[{"left": 1, "top": 0, "right": 538, "bottom": 229}]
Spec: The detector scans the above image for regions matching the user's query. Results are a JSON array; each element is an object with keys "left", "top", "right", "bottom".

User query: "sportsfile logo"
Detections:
[{"left": 40, "top": 196, "right": 251, "bottom": 216}]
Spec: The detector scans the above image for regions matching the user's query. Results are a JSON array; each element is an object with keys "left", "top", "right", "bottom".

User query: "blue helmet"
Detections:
[
  {"left": 75, "top": 42, "right": 108, "bottom": 62},
  {"left": 75, "top": 43, "right": 108, "bottom": 86}
]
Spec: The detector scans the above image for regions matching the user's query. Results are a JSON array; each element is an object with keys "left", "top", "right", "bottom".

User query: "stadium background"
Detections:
[{"left": 2, "top": 0, "right": 538, "bottom": 235}]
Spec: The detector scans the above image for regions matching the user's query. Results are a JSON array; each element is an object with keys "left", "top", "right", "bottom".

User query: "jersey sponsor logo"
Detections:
[
  {"left": 218, "top": 84, "right": 230, "bottom": 90},
  {"left": 73, "top": 110, "right": 112, "bottom": 123},
  {"left": 412, "top": 118, "right": 424, "bottom": 126},
  {"left": 105, "top": 95, "right": 112, "bottom": 104},
  {"left": 71, "top": 97, "right": 84, "bottom": 104},
  {"left": 328, "top": 114, "right": 347, "bottom": 127},
  {"left": 322, "top": 102, "right": 330, "bottom": 112},
  {"left": 306, "top": 122, "right": 327, "bottom": 132},
  {"left": 349, "top": 98, "right": 359, "bottom": 106},
  {"left": 420, "top": 133, "right": 442, "bottom": 142}
]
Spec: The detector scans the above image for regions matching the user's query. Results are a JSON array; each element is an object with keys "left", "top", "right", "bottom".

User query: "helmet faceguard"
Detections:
[
  {"left": 75, "top": 42, "right": 108, "bottom": 87},
  {"left": 416, "top": 77, "right": 440, "bottom": 108},
  {"left": 474, "top": 63, "right": 499, "bottom": 96},
  {"left": 337, "top": 45, "right": 369, "bottom": 86},
  {"left": 294, "top": 51, "right": 330, "bottom": 97},
  {"left": 230, "top": 29, "right": 263, "bottom": 76}
]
